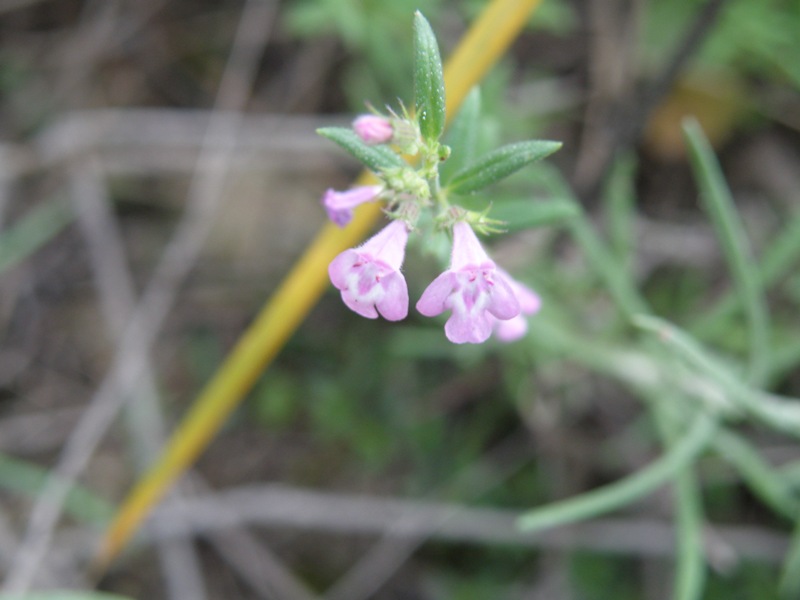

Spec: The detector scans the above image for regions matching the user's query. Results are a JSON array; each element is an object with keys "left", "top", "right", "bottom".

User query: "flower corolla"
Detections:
[
  {"left": 328, "top": 220, "right": 410, "bottom": 321},
  {"left": 416, "top": 222, "right": 520, "bottom": 344}
]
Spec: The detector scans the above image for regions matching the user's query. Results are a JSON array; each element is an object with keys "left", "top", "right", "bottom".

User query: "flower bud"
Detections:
[
  {"left": 321, "top": 185, "right": 382, "bottom": 227},
  {"left": 352, "top": 115, "right": 394, "bottom": 145}
]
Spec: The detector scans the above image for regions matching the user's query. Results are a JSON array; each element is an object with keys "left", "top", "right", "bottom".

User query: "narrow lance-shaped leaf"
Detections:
[
  {"left": 441, "top": 87, "right": 481, "bottom": 181},
  {"left": 489, "top": 198, "right": 580, "bottom": 232},
  {"left": 682, "top": 117, "right": 769, "bottom": 387},
  {"left": 413, "top": 11, "right": 446, "bottom": 142},
  {"left": 447, "top": 140, "right": 562, "bottom": 195},
  {"left": 0, "top": 199, "right": 74, "bottom": 274},
  {"left": 317, "top": 127, "right": 405, "bottom": 172}
]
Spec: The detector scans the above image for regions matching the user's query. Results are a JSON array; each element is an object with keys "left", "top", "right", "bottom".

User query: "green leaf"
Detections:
[
  {"left": 518, "top": 412, "right": 717, "bottom": 532},
  {"left": 0, "top": 199, "right": 73, "bottom": 274},
  {"left": 317, "top": 127, "right": 405, "bottom": 172},
  {"left": 682, "top": 117, "right": 770, "bottom": 386},
  {"left": 489, "top": 198, "right": 580, "bottom": 232},
  {"left": 413, "top": 11, "right": 445, "bottom": 142},
  {"left": 604, "top": 154, "right": 637, "bottom": 267},
  {"left": 441, "top": 87, "right": 481, "bottom": 182},
  {"left": 633, "top": 314, "right": 800, "bottom": 438},
  {"left": 0, "top": 453, "right": 114, "bottom": 524},
  {"left": 781, "top": 524, "right": 800, "bottom": 598},
  {"left": 447, "top": 140, "right": 562, "bottom": 195}
]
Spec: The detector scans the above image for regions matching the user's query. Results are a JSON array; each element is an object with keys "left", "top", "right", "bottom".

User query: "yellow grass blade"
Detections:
[{"left": 97, "top": 0, "right": 543, "bottom": 569}]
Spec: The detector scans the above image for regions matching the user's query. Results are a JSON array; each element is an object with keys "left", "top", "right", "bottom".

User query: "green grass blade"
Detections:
[
  {"left": 714, "top": 429, "right": 799, "bottom": 520},
  {"left": 0, "top": 453, "right": 114, "bottom": 524},
  {"left": 693, "top": 210, "right": 800, "bottom": 342},
  {"left": 518, "top": 413, "right": 717, "bottom": 532},
  {"left": 530, "top": 162, "right": 649, "bottom": 319},
  {"left": 604, "top": 153, "right": 637, "bottom": 270},
  {"left": 682, "top": 118, "right": 770, "bottom": 386},
  {"left": 770, "top": 336, "right": 800, "bottom": 384},
  {"left": 634, "top": 315, "right": 800, "bottom": 437},
  {"left": 0, "top": 200, "right": 73, "bottom": 274},
  {"left": 652, "top": 400, "right": 707, "bottom": 600},
  {"left": 568, "top": 214, "right": 649, "bottom": 319},
  {"left": 781, "top": 523, "right": 800, "bottom": 598},
  {"left": 673, "top": 468, "right": 705, "bottom": 600}
]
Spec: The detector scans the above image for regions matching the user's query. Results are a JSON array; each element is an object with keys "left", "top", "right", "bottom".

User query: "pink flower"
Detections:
[
  {"left": 493, "top": 273, "right": 541, "bottom": 342},
  {"left": 322, "top": 185, "right": 382, "bottom": 227},
  {"left": 416, "top": 222, "right": 520, "bottom": 344},
  {"left": 329, "top": 220, "right": 409, "bottom": 321},
  {"left": 353, "top": 115, "right": 394, "bottom": 145}
]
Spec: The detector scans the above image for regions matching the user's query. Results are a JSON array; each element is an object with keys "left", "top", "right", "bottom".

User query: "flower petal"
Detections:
[
  {"left": 450, "top": 221, "right": 492, "bottom": 271},
  {"left": 376, "top": 272, "right": 409, "bottom": 320},
  {"left": 416, "top": 271, "right": 456, "bottom": 317},
  {"left": 341, "top": 288, "right": 380, "bottom": 318},
  {"left": 494, "top": 314, "right": 528, "bottom": 342},
  {"left": 486, "top": 271, "right": 520, "bottom": 320},
  {"left": 445, "top": 309, "right": 493, "bottom": 344},
  {"left": 328, "top": 250, "right": 358, "bottom": 289},
  {"left": 359, "top": 220, "right": 408, "bottom": 270}
]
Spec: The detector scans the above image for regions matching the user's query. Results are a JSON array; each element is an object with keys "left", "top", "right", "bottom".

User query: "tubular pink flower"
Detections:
[
  {"left": 322, "top": 185, "right": 382, "bottom": 227},
  {"left": 416, "top": 222, "right": 520, "bottom": 344},
  {"left": 353, "top": 114, "right": 394, "bottom": 145},
  {"left": 328, "top": 220, "right": 409, "bottom": 321},
  {"left": 493, "top": 273, "right": 541, "bottom": 342}
]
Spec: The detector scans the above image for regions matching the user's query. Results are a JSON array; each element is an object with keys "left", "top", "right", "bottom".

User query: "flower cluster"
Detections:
[
  {"left": 317, "top": 12, "right": 557, "bottom": 344},
  {"left": 321, "top": 117, "right": 542, "bottom": 344}
]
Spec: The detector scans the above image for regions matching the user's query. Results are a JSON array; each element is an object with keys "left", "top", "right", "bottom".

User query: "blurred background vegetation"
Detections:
[{"left": 1, "top": 0, "right": 799, "bottom": 598}]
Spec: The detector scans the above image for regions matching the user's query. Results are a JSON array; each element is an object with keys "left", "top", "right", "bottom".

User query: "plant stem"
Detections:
[{"left": 518, "top": 412, "right": 717, "bottom": 532}]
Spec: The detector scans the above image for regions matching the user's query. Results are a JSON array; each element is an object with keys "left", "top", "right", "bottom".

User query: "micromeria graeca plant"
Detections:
[{"left": 318, "top": 12, "right": 560, "bottom": 344}]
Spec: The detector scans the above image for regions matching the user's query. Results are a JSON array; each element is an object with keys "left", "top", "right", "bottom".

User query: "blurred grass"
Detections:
[
  {"left": 0, "top": 454, "right": 113, "bottom": 525},
  {"left": 0, "top": 200, "right": 73, "bottom": 274}
]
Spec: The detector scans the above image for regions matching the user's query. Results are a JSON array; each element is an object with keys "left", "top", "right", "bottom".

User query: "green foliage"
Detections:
[
  {"left": 570, "top": 553, "right": 641, "bottom": 600},
  {"left": 440, "top": 87, "right": 481, "bottom": 181},
  {"left": 284, "top": 0, "right": 444, "bottom": 106},
  {"left": 0, "top": 200, "right": 73, "bottom": 274},
  {"left": 683, "top": 118, "right": 769, "bottom": 385},
  {"left": 0, "top": 454, "right": 114, "bottom": 525},
  {"left": 706, "top": 563, "right": 781, "bottom": 600},
  {"left": 446, "top": 140, "right": 562, "bottom": 195},
  {"left": 413, "top": 11, "right": 446, "bottom": 143},
  {"left": 642, "top": 0, "right": 800, "bottom": 90},
  {"left": 486, "top": 197, "right": 579, "bottom": 232},
  {"left": 251, "top": 370, "right": 303, "bottom": 428},
  {"left": 316, "top": 126, "right": 406, "bottom": 171}
]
